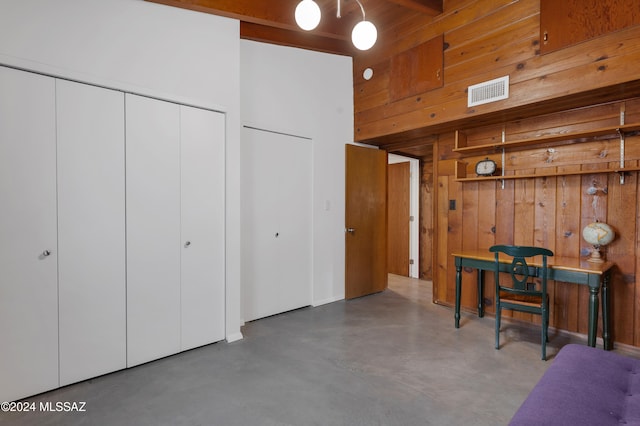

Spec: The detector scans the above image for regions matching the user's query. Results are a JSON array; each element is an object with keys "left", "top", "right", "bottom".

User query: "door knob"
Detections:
[
  {"left": 184, "top": 241, "right": 191, "bottom": 247},
  {"left": 42, "top": 250, "right": 51, "bottom": 257},
  {"left": 345, "top": 228, "right": 355, "bottom": 234}
]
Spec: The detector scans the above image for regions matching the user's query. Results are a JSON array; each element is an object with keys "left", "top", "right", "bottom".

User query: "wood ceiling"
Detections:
[{"left": 146, "top": 0, "right": 443, "bottom": 55}]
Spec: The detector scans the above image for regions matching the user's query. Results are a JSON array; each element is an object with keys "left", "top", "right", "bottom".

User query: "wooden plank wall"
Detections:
[
  {"left": 419, "top": 147, "right": 434, "bottom": 280},
  {"left": 434, "top": 98, "right": 640, "bottom": 348},
  {"left": 353, "top": 0, "right": 640, "bottom": 348},
  {"left": 353, "top": 0, "right": 640, "bottom": 142}
]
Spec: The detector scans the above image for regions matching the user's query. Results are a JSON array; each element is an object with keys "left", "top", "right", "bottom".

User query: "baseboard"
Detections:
[
  {"left": 552, "top": 327, "right": 640, "bottom": 357},
  {"left": 499, "top": 315, "right": 640, "bottom": 358},
  {"left": 225, "top": 331, "right": 244, "bottom": 343},
  {"left": 312, "top": 295, "right": 343, "bottom": 307},
  {"left": 607, "top": 340, "right": 640, "bottom": 358}
]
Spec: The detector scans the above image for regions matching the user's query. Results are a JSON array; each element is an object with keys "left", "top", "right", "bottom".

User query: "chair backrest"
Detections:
[{"left": 489, "top": 245, "right": 554, "bottom": 293}]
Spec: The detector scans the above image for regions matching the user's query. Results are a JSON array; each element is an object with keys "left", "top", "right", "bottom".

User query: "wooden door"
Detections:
[
  {"left": 387, "top": 162, "right": 410, "bottom": 276},
  {"left": 0, "top": 67, "right": 59, "bottom": 402},
  {"left": 126, "top": 94, "right": 181, "bottom": 367},
  {"left": 57, "top": 80, "right": 126, "bottom": 386},
  {"left": 180, "top": 105, "right": 226, "bottom": 350},
  {"left": 345, "top": 144, "right": 387, "bottom": 299}
]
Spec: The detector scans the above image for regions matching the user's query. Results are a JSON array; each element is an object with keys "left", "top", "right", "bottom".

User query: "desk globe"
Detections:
[{"left": 582, "top": 222, "right": 615, "bottom": 263}]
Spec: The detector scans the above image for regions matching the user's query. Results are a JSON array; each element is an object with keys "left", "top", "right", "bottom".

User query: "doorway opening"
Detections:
[{"left": 388, "top": 154, "right": 419, "bottom": 278}]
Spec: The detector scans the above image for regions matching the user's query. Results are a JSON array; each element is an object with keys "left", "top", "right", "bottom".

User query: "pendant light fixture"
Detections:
[
  {"left": 294, "top": 0, "right": 377, "bottom": 50},
  {"left": 350, "top": 0, "right": 377, "bottom": 51},
  {"left": 295, "top": 0, "right": 321, "bottom": 31}
]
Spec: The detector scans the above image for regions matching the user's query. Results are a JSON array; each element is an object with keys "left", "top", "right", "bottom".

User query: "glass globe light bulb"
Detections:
[
  {"left": 295, "top": 0, "right": 321, "bottom": 31},
  {"left": 352, "top": 20, "right": 377, "bottom": 50}
]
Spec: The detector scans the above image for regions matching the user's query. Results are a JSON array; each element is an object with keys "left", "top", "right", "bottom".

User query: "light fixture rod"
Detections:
[
  {"left": 337, "top": 0, "right": 366, "bottom": 19},
  {"left": 354, "top": 0, "right": 366, "bottom": 20},
  {"left": 296, "top": 0, "right": 376, "bottom": 50}
]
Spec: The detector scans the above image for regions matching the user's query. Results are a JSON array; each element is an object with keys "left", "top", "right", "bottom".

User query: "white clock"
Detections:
[{"left": 475, "top": 158, "right": 497, "bottom": 176}]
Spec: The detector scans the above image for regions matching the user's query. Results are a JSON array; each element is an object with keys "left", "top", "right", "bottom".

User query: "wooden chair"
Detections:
[{"left": 489, "top": 245, "right": 554, "bottom": 360}]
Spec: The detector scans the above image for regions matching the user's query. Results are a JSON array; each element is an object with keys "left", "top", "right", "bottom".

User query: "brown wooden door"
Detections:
[
  {"left": 345, "top": 144, "right": 387, "bottom": 299},
  {"left": 387, "top": 162, "right": 410, "bottom": 276}
]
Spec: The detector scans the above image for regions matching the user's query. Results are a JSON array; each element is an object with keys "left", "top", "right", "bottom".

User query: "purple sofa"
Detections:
[{"left": 510, "top": 344, "right": 640, "bottom": 425}]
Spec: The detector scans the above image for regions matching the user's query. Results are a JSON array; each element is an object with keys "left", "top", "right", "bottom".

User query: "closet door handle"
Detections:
[
  {"left": 346, "top": 228, "right": 355, "bottom": 234},
  {"left": 184, "top": 241, "right": 191, "bottom": 247},
  {"left": 42, "top": 250, "right": 51, "bottom": 257}
]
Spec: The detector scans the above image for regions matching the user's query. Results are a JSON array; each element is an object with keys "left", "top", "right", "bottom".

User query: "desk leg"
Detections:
[
  {"left": 602, "top": 271, "right": 611, "bottom": 350},
  {"left": 455, "top": 260, "right": 462, "bottom": 328},
  {"left": 588, "top": 286, "right": 599, "bottom": 348},
  {"left": 477, "top": 269, "right": 484, "bottom": 318}
]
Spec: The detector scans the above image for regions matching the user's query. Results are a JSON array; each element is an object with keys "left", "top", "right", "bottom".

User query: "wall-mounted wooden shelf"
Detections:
[
  {"left": 455, "top": 160, "right": 640, "bottom": 182},
  {"left": 454, "top": 122, "right": 640, "bottom": 183},
  {"left": 453, "top": 123, "right": 640, "bottom": 153}
]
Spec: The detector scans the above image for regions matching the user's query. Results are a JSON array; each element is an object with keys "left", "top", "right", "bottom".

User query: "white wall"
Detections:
[
  {"left": 0, "top": 0, "right": 243, "bottom": 342},
  {"left": 241, "top": 40, "right": 353, "bottom": 305},
  {"left": 0, "top": 0, "right": 353, "bottom": 340}
]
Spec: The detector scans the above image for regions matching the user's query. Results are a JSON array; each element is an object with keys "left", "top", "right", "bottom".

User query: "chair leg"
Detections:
[
  {"left": 495, "top": 304, "right": 501, "bottom": 350},
  {"left": 541, "top": 306, "right": 547, "bottom": 361},
  {"left": 545, "top": 305, "right": 550, "bottom": 343}
]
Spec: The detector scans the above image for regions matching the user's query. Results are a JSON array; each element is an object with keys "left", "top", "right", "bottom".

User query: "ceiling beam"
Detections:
[
  {"left": 385, "top": 0, "right": 442, "bottom": 16},
  {"left": 145, "top": 0, "right": 297, "bottom": 29},
  {"left": 145, "top": 0, "right": 352, "bottom": 40},
  {"left": 145, "top": 0, "right": 443, "bottom": 55},
  {"left": 240, "top": 22, "right": 354, "bottom": 56}
]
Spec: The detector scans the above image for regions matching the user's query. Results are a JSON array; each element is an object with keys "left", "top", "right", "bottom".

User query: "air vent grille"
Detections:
[{"left": 467, "top": 76, "right": 509, "bottom": 107}]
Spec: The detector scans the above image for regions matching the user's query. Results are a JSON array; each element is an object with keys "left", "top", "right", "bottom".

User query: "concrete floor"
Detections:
[{"left": 2, "top": 274, "right": 583, "bottom": 426}]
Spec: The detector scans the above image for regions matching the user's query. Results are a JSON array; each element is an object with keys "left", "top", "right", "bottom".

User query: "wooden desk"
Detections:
[{"left": 452, "top": 249, "right": 614, "bottom": 350}]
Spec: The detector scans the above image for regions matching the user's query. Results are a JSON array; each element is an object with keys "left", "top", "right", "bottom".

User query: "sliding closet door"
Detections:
[
  {"left": 180, "top": 106, "right": 226, "bottom": 350},
  {"left": 126, "top": 95, "right": 225, "bottom": 363},
  {"left": 126, "top": 94, "right": 181, "bottom": 367},
  {"left": 56, "top": 80, "right": 126, "bottom": 385},
  {"left": 242, "top": 128, "right": 280, "bottom": 320},
  {"left": 241, "top": 127, "right": 312, "bottom": 322},
  {"left": 277, "top": 134, "right": 313, "bottom": 312},
  {"left": 0, "top": 67, "right": 58, "bottom": 402}
]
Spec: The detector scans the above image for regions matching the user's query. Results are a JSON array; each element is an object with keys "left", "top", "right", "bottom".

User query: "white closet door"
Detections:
[
  {"left": 126, "top": 94, "right": 181, "bottom": 367},
  {"left": 180, "top": 106, "right": 226, "bottom": 350},
  {"left": 242, "top": 128, "right": 284, "bottom": 321},
  {"left": 56, "top": 80, "right": 126, "bottom": 385},
  {"left": 0, "top": 67, "right": 58, "bottom": 401},
  {"left": 241, "top": 127, "right": 312, "bottom": 322},
  {"left": 277, "top": 136, "right": 313, "bottom": 312}
]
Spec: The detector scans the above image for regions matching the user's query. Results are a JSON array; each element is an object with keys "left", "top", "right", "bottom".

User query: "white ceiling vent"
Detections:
[{"left": 467, "top": 76, "right": 509, "bottom": 107}]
